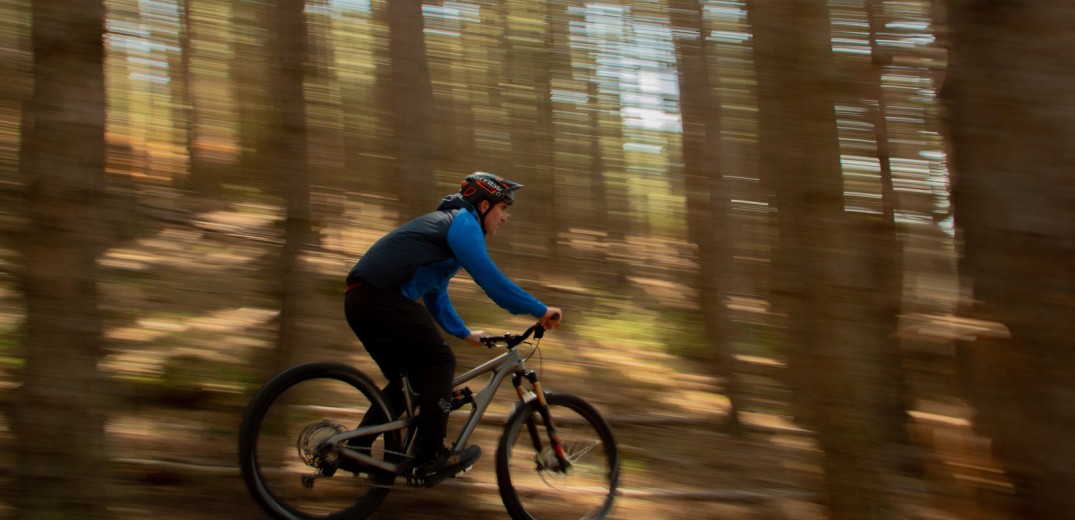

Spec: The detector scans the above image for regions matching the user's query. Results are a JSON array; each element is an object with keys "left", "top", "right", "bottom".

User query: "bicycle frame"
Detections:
[{"left": 324, "top": 344, "right": 536, "bottom": 475}]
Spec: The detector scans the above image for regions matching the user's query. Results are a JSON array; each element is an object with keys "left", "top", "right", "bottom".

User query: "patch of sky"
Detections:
[
  {"left": 306, "top": 2, "right": 333, "bottom": 16},
  {"left": 424, "top": 1, "right": 481, "bottom": 24},
  {"left": 624, "top": 142, "right": 665, "bottom": 154},
  {"left": 127, "top": 56, "right": 169, "bottom": 70},
  {"left": 704, "top": 2, "right": 747, "bottom": 21},
  {"left": 886, "top": 21, "right": 930, "bottom": 31},
  {"left": 833, "top": 44, "right": 871, "bottom": 55},
  {"left": 842, "top": 155, "right": 881, "bottom": 174},
  {"left": 622, "top": 107, "right": 682, "bottom": 132},
  {"left": 140, "top": 0, "right": 180, "bottom": 26},
  {"left": 551, "top": 89, "right": 590, "bottom": 105},
  {"left": 107, "top": 20, "right": 149, "bottom": 43},
  {"left": 671, "top": 26, "right": 699, "bottom": 41},
  {"left": 876, "top": 35, "right": 935, "bottom": 48},
  {"left": 709, "top": 30, "right": 751, "bottom": 43},
  {"left": 130, "top": 72, "right": 170, "bottom": 85},
  {"left": 330, "top": 0, "right": 371, "bottom": 14}
]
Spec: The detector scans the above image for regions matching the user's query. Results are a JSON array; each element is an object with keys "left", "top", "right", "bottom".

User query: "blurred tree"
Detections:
[
  {"left": 233, "top": 0, "right": 274, "bottom": 189},
  {"left": 265, "top": 0, "right": 316, "bottom": 372},
  {"left": 668, "top": 0, "right": 743, "bottom": 430},
  {"left": 334, "top": 2, "right": 392, "bottom": 197},
  {"left": 863, "top": 0, "right": 897, "bottom": 225},
  {"left": 175, "top": 0, "right": 216, "bottom": 195},
  {"left": 539, "top": 0, "right": 571, "bottom": 262},
  {"left": 501, "top": 0, "right": 557, "bottom": 256},
  {"left": 426, "top": 9, "right": 477, "bottom": 179},
  {"left": 13, "top": 0, "right": 111, "bottom": 517},
  {"left": 546, "top": 0, "right": 585, "bottom": 233},
  {"left": 585, "top": 80, "right": 614, "bottom": 239},
  {"left": 460, "top": 0, "right": 511, "bottom": 178},
  {"left": 943, "top": 2, "right": 1075, "bottom": 517},
  {"left": 0, "top": 0, "right": 30, "bottom": 203},
  {"left": 155, "top": 0, "right": 241, "bottom": 192},
  {"left": 860, "top": 0, "right": 919, "bottom": 475},
  {"left": 750, "top": 0, "right": 906, "bottom": 517},
  {"left": 305, "top": 0, "right": 346, "bottom": 195},
  {"left": 586, "top": 12, "right": 631, "bottom": 279},
  {"left": 304, "top": 0, "right": 348, "bottom": 226},
  {"left": 386, "top": 0, "right": 437, "bottom": 215}
]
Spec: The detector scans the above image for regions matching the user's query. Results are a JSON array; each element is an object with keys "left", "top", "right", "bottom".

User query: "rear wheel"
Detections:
[
  {"left": 238, "top": 362, "right": 400, "bottom": 519},
  {"left": 496, "top": 393, "right": 619, "bottom": 520}
]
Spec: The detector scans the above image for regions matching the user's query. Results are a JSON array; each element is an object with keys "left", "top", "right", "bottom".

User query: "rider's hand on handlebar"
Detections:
[
  {"left": 541, "top": 307, "right": 563, "bottom": 330},
  {"left": 465, "top": 330, "right": 489, "bottom": 347}
]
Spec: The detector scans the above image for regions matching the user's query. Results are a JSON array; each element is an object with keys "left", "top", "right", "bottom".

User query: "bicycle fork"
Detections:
[{"left": 512, "top": 371, "right": 572, "bottom": 473}]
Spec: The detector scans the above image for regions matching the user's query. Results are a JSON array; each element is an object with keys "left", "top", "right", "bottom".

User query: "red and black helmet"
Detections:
[{"left": 460, "top": 172, "right": 523, "bottom": 207}]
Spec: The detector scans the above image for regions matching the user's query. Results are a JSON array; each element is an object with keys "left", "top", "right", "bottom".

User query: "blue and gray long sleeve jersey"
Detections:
[{"left": 347, "top": 194, "right": 547, "bottom": 339}]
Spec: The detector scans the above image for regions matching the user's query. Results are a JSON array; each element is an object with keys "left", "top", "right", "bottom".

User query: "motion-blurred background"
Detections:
[{"left": 1, "top": 0, "right": 1073, "bottom": 519}]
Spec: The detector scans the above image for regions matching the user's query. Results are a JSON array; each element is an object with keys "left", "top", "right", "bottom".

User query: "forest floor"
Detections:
[{"left": 0, "top": 186, "right": 1012, "bottom": 519}]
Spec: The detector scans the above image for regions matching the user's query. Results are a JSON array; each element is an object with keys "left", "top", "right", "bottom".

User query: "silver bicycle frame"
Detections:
[{"left": 327, "top": 345, "right": 531, "bottom": 474}]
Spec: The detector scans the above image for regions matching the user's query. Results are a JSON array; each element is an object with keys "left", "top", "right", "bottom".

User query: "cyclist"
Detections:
[{"left": 344, "top": 172, "right": 562, "bottom": 486}]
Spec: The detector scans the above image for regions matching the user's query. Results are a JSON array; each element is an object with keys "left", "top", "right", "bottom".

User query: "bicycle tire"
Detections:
[
  {"left": 496, "top": 392, "right": 620, "bottom": 520},
  {"left": 238, "top": 361, "right": 400, "bottom": 520}
]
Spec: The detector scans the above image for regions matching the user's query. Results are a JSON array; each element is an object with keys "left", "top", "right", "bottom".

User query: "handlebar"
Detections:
[
  {"left": 479, "top": 325, "right": 540, "bottom": 349},
  {"left": 480, "top": 313, "right": 559, "bottom": 349}
]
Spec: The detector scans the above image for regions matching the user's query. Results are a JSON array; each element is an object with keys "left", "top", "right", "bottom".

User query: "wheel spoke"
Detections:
[
  {"left": 239, "top": 363, "right": 400, "bottom": 520},
  {"left": 496, "top": 394, "right": 619, "bottom": 520}
]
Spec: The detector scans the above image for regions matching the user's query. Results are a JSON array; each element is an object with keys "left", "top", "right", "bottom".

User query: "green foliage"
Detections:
[
  {"left": 575, "top": 299, "right": 711, "bottom": 360},
  {"left": 163, "top": 355, "right": 258, "bottom": 396},
  {"left": 576, "top": 305, "right": 664, "bottom": 351},
  {"left": 0, "top": 319, "right": 21, "bottom": 368},
  {"left": 112, "top": 354, "right": 257, "bottom": 409},
  {"left": 730, "top": 321, "right": 783, "bottom": 359},
  {"left": 653, "top": 309, "right": 711, "bottom": 360}
]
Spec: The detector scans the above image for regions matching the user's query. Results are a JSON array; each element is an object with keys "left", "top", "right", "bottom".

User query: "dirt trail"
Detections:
[{"left": 3, "top": 192, "right": 991, "bottom": 519}]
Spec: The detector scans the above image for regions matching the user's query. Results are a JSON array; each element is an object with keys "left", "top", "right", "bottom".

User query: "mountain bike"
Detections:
[{"left": 238, "top": 319, "right": 620, "bottom": 520}]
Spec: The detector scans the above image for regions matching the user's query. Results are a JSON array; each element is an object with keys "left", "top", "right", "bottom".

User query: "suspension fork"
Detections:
[{"left": 512, "top": 370, "right": 571, "bottom": 471}]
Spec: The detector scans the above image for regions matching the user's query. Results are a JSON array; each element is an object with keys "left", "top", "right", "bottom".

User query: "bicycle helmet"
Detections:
[
  {"left": 460, "top": 172, "right": 523, "bottom": 207},
  {"left": 459, "top": 172, "right": 522, "bottom": 235}
]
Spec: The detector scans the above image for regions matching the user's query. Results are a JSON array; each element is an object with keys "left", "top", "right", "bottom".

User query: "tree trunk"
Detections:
[
  {"left": 501, "top": 0, "right": 556, "bottom": 259},
  {"left": 266, "top": 0, "right": 315, "bottom": 373},
  {"left": 585, "top": 23, "right": 631, "bottom": 283},
  {"left": 14, "top": 0, "right": 111, "bottom": 517},
  {"left": 668, "top": 0, "right": 743, "bottom": 431},
  {"left": 942, "top": 2, "right": 1075, "bottom": 517},
  {"left": 749, "top": 0, "right": 904, "bottom": 517},
  {"left": 545, "top": 0, "right": 577, "bottom": 237},
  {"left": 175, "top": 0, "right": 217, "bottom": 195},
  {"left": 862, "top": 0, "right": 918, "bottom": 473},
  {"left": 386, "top": 0, "right": 437, "bottom": 215}
]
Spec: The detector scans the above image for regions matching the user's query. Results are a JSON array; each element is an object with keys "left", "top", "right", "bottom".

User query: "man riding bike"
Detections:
[{"left": 344, "top": 172, "right": 563, "bottom": 486}]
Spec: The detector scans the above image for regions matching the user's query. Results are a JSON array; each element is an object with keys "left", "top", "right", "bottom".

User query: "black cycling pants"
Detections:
[{"left": 344, "top": 282, "right": 456, "bottom": 459}]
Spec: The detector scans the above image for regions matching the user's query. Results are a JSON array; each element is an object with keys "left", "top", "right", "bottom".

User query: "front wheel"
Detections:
[
  {"left": 496, "top": 393, "right": 620, "bottom": 520},
  {"left": 238, "top": 362, "right": 400, "bottom": 520}
]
